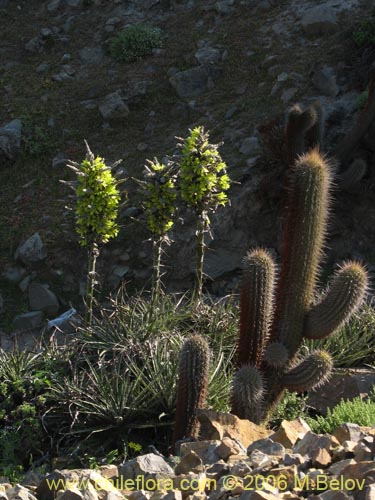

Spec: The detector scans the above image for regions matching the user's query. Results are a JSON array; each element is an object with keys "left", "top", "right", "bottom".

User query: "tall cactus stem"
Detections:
[
  {"left": 237, "top": 248, "right": 276, "bottom": 368},
  {"left": 285, "top": 104, "right": 317, "bottom": 165},
  {"left": 173, "top": 334, "right": 210, "bottom": 445}
]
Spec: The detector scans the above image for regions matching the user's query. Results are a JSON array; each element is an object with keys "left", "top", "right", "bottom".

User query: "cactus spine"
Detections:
[
  {"left": 173, "top": 334, "right": 210, "bottom": 445},
  {"left": 231, "top": 365, "right": 264, "bottom": 422},
  {"left": 231, "top": 149, "right": 368, "bottom": 424}
]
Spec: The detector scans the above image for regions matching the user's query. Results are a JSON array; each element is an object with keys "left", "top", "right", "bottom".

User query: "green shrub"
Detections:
[
  {"left": 268, "top": 390, "right": 308, "bottom": 429},
  {"left": 109, "top": 24, "right": 165, "bottom": 62},
  {"left": 353, "top": 19, "right": 375, "bottom": 47},
  {"left": 307, "top": 390, "right": 375, "bottom": 434}
]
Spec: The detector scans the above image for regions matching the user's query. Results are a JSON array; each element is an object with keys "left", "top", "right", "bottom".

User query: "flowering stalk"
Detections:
[
  {"left": 178, "top": 126, "right": 230, "bottom": 299},
  {"left": 64, "top": 141, "right": 122, "bottom": 323}
]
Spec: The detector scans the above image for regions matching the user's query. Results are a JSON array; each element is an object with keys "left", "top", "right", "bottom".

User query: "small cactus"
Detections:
[
  {"left": 231, "top": 365, "right": 264, "bottom": 423},
  {"left": 237, "top": 249, "right": 276, "bottom": 368},
  {"left": 173, "top": 334, "right": 211, "bottom": 444}
]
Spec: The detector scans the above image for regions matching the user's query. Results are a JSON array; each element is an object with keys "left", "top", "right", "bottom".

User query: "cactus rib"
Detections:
[{"left": 282, "top": 350, "right": 333, "bottom": 393}]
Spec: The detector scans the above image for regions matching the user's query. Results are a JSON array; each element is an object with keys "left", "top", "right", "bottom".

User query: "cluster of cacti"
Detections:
[
  {"left": 231, "top": 149, "right": 368, "bottom": 423},
  {"left": 172, "top": 334, "right": 211, "bottom": 445}
]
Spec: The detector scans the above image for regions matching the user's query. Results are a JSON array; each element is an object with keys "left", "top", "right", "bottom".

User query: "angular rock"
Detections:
[
  {"left": 79, "top": 47, "right": 104, "bottom": 65},
  {"left": 3, "top": 266, "right": 26, "bottom": 283},
  {"left": 179, "top": 441, "right": 220, "bottom": 465},
  {"left": 15, "top": 233, "right": 47, "bottom": 265},
  {"left": 169, "top": 66, "right": 218, "bottom": 98},
  {"left": 58, "top": 488, "right": 83, "bottom": 500},
  {"left": 248, "top": 449, "right": 278, "bottom": 469},
  {"left": 196, "top": 409, "right": 271, "bottom": 448},
  {"left": 311, "top": 447, "right": 332, "bottom": 467},
  {"left": 328, "top": 458, "right": 356, "bottom": 476},
  {"left": 118, "top": 453, "right": 175, "bottom": 481},
  {"left": 25, "top": 36, "right": 42, "bottom": 53},
  {"left": 0, "top": 119, "right": 22, "bottom": 161},
  {"left": 301, "top": 6, "right": 338, "bottom": 36},
  {"left": 6, "top": 485, "right": 38, "bottom": 500},
  {"left": 215, "top": 437, "right": 244, "bottom": 460},
  {"left": 99, "top": 92, "right": 130, "bottom": 121},
  {"left": 333, "top": 423, "right": 363, "bottom": 444},
  {"left": 175, "top": 450, "right": 203, "bottom": 475},
  {"left": 311, "top": 65, "right": 339, "bottom": 97},
  {"left": 195, "top": 45, "right": 222, "bottom": 65},
  {"left": 247, "top": 439, "right": 285, "bottom": 460},
  {"left": 293, "top": 432, "right": 332, "bottom": 456},
  {"left": 13, "top": 311, "right": 44, "bottom": 330},
  {"left": 271, "top": 419, "right": 311, "bottom": 448},
  {"left": 28, "top": 283, "right": 59, "bottom": 316}
]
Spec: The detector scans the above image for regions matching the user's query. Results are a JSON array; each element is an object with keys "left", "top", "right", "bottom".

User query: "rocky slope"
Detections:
[{"left": 0, "top": 0, "right": 375, "bottom": 332}]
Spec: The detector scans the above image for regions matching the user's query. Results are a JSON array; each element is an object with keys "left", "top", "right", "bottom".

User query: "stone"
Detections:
[
  {"left": 15, "top": 233, "right": 47, "bottom": 265},
  {"left": 79, "top": 47, "right": 104, "bottom": 65},
  {"left": 175, "top": 451, "right": 203, "bottom": 475},
  {"left": 169, "top": 66, "right": 218, "bottom": 98},
  {"left": 58, "top": 488, "right": 83, "bottom": 500},
  {"left": 239, "top": 137, "right": 261, "bottom": 156},
  {"left": 6, "top": 485, "right": 38, "bottom": 500},
  {"left": 47, "top": 0, "right": 63, "bottom": 12},
  {"left": 247, "top": 439, "right": 285, "bottom": 460},
  {"left": 311, "top": 447, "right": 332, "bottom": 467},
  {"left": 3, "top": 266, "right": 26, "bottom": 283},
  {"left": 52, "top": 152, "right": 69, "bottom": 168},
  {"left": 307, "top": 369, "right": 375, "bottom": 414},
  {"left": 301, "top": 6, "right": 338, "bottom": 36},
  {"left": 281, "top": 88, "right": 298, "bottom": 103},
  {"left": 248, "top": 449, "right": 278, "bottom": 469},
  {"left": 283, "top": 453, "right": 307, "bottom": 466},
  {"left": 215, "top": 437, "right": 244, "bottom": 460},
  {"left": 28, "top": 283, "right": 59, "bottom": 316},
  {"left": 293, "top": 431, "right": 332, "bottom": 456},
  {"left": 99, "top": 92, "right": 130, "bottom": 121},
  {"left": 25, "top": 36, "right": 42, "bottom": 53},
  {"left": 271, "top": 419, "right": 311, "bottom": 448},
  {"left": 196, "top": 409, "right": 271, "bottom": 448},
  {"left": 118, "top": 453, "right": 175, "bottom": 481},
  {"left": 333, "top": 423, "right": 363, "bottom": 444},
  {"left": 13, "top": 311, "right": 44, "bottom": 330},
  {"left": 311, "top": 65, "right": 339, "bottom": 97},
  {"left": 179, "top": 441, "right": 221, "bottom": 465},
  {"left": 328, "top": 458, "right": 356, "bottom": 476},
  {"left": 0, "top": 119, "right": 22, "bottom": 161},
  {"left": 354, "top": 442, "right": 372, "bottom": 462},
  {"left": 195, "top": 45, "right": 221, "bottom": 65}
]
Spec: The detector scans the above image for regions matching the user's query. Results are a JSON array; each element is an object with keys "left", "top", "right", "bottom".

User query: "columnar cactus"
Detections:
[
  {"left": 173, "top": 334, "right": 211, "bottom": 445},
  {"left": 231, "top": 149, "right": 368, "bottom": 423}
]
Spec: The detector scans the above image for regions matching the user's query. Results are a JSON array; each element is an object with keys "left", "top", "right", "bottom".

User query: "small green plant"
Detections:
[
  {"left": 109, "top": 24, "right": 165, "bottom": 62},
  {"left": 307, "top": 390, "right": 375, "bottom": 434},
  {"left": 138, "top": 158, "right": 177, "bottom": 300},
  {"left": 353, "top": 19, "right": 375, "bottom": 48},
  {"left": 356, "top": 89, "right": 369, "bottom": 110},
  {"left": 178, "top": 126, "right": 231, "bottom": 298},
  {"left": 64, "top": 142, "right": 122, "bottom": 323},
  {"left": 268, "top": 390, "right": 308, "bottom": 429}
]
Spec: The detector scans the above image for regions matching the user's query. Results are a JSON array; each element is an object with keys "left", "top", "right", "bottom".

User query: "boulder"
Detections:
[
  {"left": 175, "top": 450, "right": 203, "bottom": 474},
  {"left": 13, "top": 311, "right": 44, "bottom": 330},
  {"left": 99, "top": 92, "right": 130, "bottom": 121},
  {"left": 271, "top": 419, "right": 311, "bottom": 448},
  {"left": 118, "top": 453, "right": 175, "bottom": 481},
  {"left": 29, "top": 283, "right": 59, "bottom": 316},
  {"left": 0, "top": 119, "right": 22, "bottom": 162},
  {"left": 196, "top": 409, "right": 271, "bottom": 449},
  {"left": 301, "top": 6, "right": 338, "bottom": 36},
  {"left": 15, "top": 233, "right": 47, "bottom": 265}
]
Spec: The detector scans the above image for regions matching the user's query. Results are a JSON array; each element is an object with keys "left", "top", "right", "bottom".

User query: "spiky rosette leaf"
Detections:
[
  {"left": 285, "top": 104, "right": 317, "bottom": 165},
  {"left": 231, "top": 365, "right": 264, "bottom": 423},
  {"left": 272, "top": 149, "right": 332, "bottom": 359},
  {"left": 263, "top": 342, "right": 289, "bottom": 368},
  {"left": 339, "top": 159, "right": 367, "bottom": 191},
  {"left": 238, "top": 248, "right": 276, "bottom": 368},
  {"left": 173, "top": 334, "right": 210, "bottom": 444},
  {"left": 304, "top": 262, "right": 368, "bottom": 339},
  {"left": 282, "top": 350, "right": 333, "bottom": 393}
]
